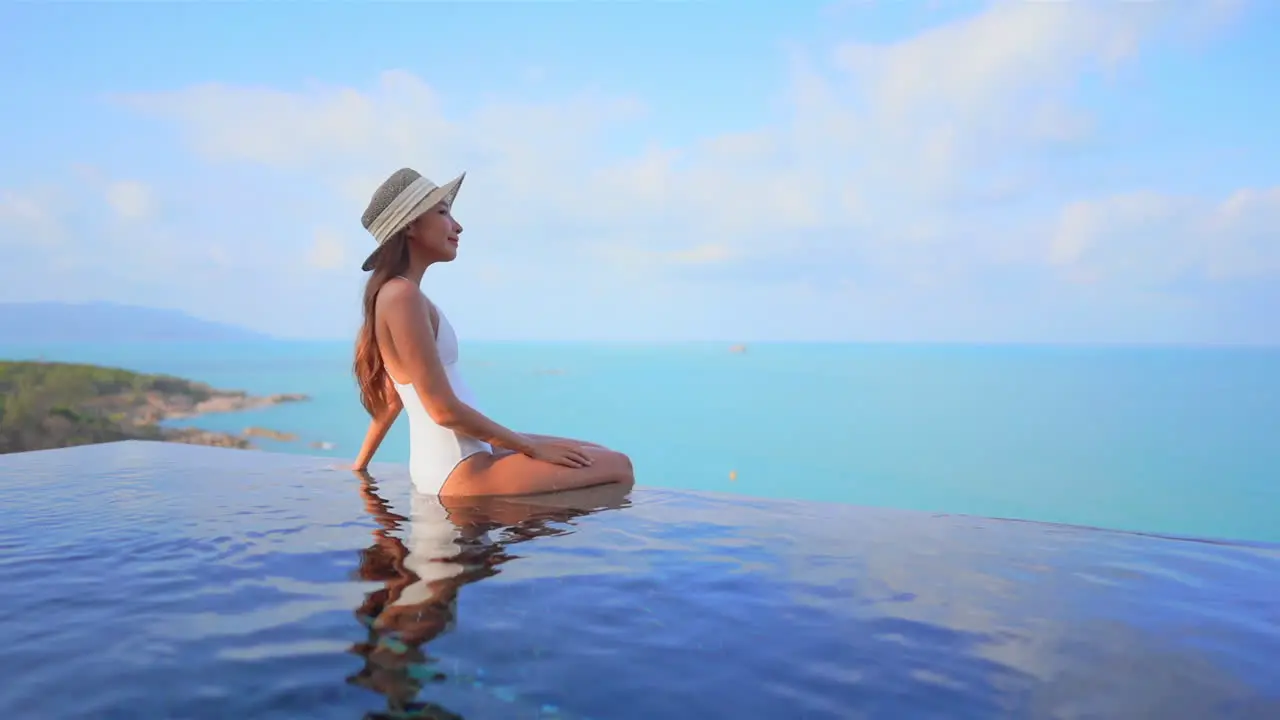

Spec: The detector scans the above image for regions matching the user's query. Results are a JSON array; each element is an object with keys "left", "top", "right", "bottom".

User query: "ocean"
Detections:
[{"left": 3, "top": 340, "right": 1278, "bottom": 544}]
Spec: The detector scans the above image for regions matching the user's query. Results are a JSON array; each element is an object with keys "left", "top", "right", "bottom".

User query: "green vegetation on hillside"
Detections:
[{"left": 0, "top": 361, "right": 224, "bottom": 453}]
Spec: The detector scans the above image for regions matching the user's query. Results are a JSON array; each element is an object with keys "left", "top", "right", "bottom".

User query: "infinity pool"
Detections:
[{"left": 0, "top": 441, "right": 1277, "bottom": 719}]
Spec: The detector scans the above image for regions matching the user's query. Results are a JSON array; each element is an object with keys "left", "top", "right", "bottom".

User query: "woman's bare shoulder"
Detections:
[
  {"left": 375, "top": 277, "right": 421, "bottom": 311},
  {"left": 375, "top": 279, "right": 436, "bottom": 334}
]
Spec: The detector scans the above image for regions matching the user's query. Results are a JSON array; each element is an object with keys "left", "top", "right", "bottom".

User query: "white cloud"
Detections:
[
  {"left": 6, "top": 0, "right": 1270, "bottom": 341},
  {"left": 0, "top": 168, "right": 250, "bottom": 308},
  {"left": 111, "top": 1, "right": 1205, "bottom": 276},
  {"left": 104, "top": 180, "right": 155, "bottom": 221},
  {"left": 669, "top": 243, "right": 734, "bottom": 265},
  {"left": 1050, "top": 185, "right": 1280, "bottom": 287},
  {"left": 1, "top": 175, "right": 156, "bottom": 251},
  {"left": 1209, "top": 187, "right": 1280, "bottom": 279},
  {"left": 829, "top": 0, "right": 1142, "bottom": 174},
  {"left": 594, "top": 241, "right": 736, "bottom": 274},
  {"left": 307, "top": 227, "right": 348, "bottom": 271},
  {"left": 0, "top": 187, "right": 67, "bottom": 246}
]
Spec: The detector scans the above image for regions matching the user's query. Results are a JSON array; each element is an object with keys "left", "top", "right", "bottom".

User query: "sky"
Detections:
[{"left": 1, "top": 0, "right": 1278, "bottom": 344}]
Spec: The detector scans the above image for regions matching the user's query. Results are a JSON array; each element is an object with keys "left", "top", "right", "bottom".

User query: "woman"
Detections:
[{"left": 350, "top": 167, "right": 635, "bottom": 496}]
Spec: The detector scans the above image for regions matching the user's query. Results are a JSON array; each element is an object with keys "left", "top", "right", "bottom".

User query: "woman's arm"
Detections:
[
  {"left": 353, "top": 383, "right": 403, "bottom": 471},
  {"left": 379, "top": 282, "right": 537, "bottom": 457}
]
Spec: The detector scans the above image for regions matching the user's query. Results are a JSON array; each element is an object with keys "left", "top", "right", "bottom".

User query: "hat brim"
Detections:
[{"left": 361, "top": 172, "right": 466, "bottom": 272}]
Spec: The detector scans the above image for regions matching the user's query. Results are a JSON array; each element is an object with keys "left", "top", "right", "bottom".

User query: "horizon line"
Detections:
[{"left": 3, "top": 338, "right": 1279, "bottom": 350}]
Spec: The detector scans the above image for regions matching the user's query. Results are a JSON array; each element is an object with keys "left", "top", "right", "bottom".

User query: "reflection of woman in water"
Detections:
[
  {"left": 348, "top": 470, "right": 632, "bottom": 718},
  {"left": 350, "top": 167, "right": 636, "bottom": 497}
]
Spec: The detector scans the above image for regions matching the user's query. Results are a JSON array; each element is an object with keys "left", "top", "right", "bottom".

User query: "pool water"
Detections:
[{"left": 1, "top": 441, "right": 1277, "bottom": 719}]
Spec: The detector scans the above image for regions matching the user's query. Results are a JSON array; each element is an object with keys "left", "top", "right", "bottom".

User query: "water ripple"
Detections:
[{"left": 1, "top": 441, "right": 1277, "bottom": 719}]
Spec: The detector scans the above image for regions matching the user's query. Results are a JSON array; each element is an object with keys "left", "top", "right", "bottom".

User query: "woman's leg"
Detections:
[{"left": 441, "top": 446, "right": 634, "bottom": 497}]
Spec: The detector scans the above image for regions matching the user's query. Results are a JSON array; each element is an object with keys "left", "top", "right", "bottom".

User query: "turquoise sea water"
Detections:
[{"left": 3, "top": 341, "right": 1278, "bottom": 543}]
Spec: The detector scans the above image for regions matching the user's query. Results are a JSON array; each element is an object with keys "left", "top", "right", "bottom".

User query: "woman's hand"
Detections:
[
  {"left": 525, "top": 438, "right": 593, "bottom": 468},
  {"left": 329, "top": 462, "right": 367, "bottom": 473}
]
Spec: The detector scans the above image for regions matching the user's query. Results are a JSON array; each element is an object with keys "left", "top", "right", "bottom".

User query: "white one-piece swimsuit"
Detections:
[{"left": 389, "top": 292, "right": 493, "bottom": 495}]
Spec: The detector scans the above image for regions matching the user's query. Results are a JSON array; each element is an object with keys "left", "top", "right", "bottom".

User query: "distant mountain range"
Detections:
[{"left": 0, "top": 302, "right": 271, "bottom": 343}]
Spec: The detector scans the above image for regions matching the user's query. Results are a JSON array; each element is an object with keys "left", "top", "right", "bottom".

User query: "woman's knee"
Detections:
[{"left": 595, "top": 449, "right": 634, "bottom": 485}]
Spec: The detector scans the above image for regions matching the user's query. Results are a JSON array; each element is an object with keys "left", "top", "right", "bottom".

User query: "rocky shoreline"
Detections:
[
  {"left": 143, "top": 392, "right": 312, "bottom": 451},
  {"left": 0, "top": 360, "right": 318, "bottom": 455}
]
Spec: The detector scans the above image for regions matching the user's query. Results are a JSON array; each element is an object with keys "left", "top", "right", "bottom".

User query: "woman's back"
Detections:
[{"left": 380, "top": 287, "right": 492, "bottom": 494}]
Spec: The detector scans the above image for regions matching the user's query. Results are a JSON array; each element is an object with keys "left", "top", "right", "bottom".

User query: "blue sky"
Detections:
[{"left": 2, "top": 0, "right": 1277, "bottom": 343}]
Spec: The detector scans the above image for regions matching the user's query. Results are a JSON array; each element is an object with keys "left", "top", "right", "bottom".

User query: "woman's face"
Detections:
[{"left": 406, "top": 202, "right": 463, "bottom": 262}]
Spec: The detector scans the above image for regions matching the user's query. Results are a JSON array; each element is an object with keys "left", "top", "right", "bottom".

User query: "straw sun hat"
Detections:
[{"left": 359, "top": 168, "right": 466, "bottom": 271}]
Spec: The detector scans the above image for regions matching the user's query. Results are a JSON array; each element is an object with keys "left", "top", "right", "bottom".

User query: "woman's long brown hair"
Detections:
[{"left": 353, "top": 232, "right": 411, "bottom": 418}]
